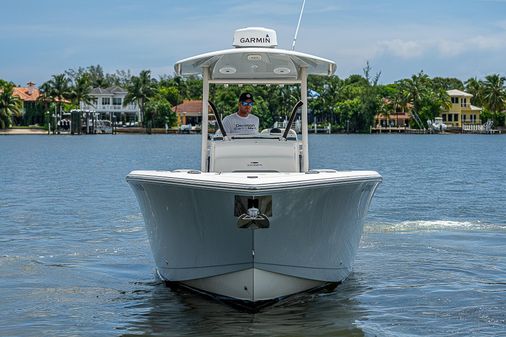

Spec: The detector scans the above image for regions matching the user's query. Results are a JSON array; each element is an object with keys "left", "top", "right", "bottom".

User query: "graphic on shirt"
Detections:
[{"left": 222, "top": 113, "right": 259, "bottom": 135}]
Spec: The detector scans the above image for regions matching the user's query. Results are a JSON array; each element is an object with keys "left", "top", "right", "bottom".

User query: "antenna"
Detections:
[{"left": 291, "top": 0, "right": 306, "bottom": 50}]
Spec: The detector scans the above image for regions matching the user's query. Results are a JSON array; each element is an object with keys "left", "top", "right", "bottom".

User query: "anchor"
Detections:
[{"left": 235, "top": 196, "right": 271, "bottom": 229}]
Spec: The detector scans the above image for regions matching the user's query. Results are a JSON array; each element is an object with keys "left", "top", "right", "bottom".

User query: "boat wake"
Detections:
[{"left": 364, "top": 220, "right": 505, "bottom": 233}]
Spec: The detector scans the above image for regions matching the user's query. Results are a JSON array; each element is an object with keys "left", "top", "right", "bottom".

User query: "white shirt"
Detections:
[{"left": 222, "top": 113, "right": 259, "bottom": 135}]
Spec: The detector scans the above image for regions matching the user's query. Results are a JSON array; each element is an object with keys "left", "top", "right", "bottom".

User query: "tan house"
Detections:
[
  {"left": 374, "top": 99, "right": 413, "bottom": 130},
  {"left": 172, "top": 100, "right": 213, "bottom": 127},
  {"left": 442, "top": 89, "right": 482, "bottom": 128}
]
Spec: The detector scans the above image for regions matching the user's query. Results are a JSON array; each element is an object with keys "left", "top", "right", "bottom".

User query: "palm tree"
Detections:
[
  {"left": 465, "top": 77, "right": 484, "bottom": 107},
  {"left": 45, "top": 74, "right": 72, "bottom": 118},
  {"left": 481, "top": 74, "right": 506, "bottom": 113},
  {"left": 123, "top": 70, "right": 157, "bottom": 128},
  {"left": 389, "top": 87, "right": 410, "bottom": 128},
  {"left": 71, "top": 74, "right": 93, "bottom": 109},
  {"left": 0, "top": 83, "right": 22, "bottom": 129},
  {"left": 396, "top": 72, "right": 430, "bottom": 129}
]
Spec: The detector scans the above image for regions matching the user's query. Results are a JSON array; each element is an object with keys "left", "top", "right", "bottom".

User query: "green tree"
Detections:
[
  {"left": 481, "top": 74, "right": 506, "bottom": 113},
  {"left": 432, "top": 77, "right": 464, "bottom": 91},
  {"left": 334, "top": 98, "right": 361, "bottom": 132},
  {"left": 70, "top": 74, "right": 93, "bottom": 109},
  {"left": 396, "top": 71, "right": 431, "bottom": 128},
  {"left": 465, "top": 77, "right": 484, "bottom": 107},
  {"left": 144, "top": 98, "right": 176, "bottom": 131},
  {"left": 0, "top": 83, "right": 22, "bottom": 128},
  {"left": 44, "top": 74, "right": 72, "bottom": 118},
  {"left": 124, "top": 70, "right": 157, "bottom": 129},
  {"left": 357, "top": 62, "right": 382, "bottom": 132},
  {"left": 158, "top": 86, "right": 180, "bottom": 107}
]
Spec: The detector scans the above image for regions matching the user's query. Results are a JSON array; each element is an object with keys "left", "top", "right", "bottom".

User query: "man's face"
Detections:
[{"left": 238, "top": 99, "right": 254, "bottom": 116}]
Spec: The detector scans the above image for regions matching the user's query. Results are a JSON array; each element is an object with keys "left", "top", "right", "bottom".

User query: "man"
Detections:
[{"left": 222, "top": 93, "right": 259, "bottom": 135}]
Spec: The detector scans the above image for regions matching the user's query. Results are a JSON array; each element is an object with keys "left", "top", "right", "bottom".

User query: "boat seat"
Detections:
[{"left": 209, "top": 139, "right": 300, "bottom": 172}]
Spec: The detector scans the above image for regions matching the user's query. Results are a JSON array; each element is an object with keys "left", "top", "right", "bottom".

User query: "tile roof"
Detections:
[
  {"left": 172, "top": 100, "right": 212, "bottom": 117},
  {"left": 12, "top": 86, "right": 41, "bottom": 101}
]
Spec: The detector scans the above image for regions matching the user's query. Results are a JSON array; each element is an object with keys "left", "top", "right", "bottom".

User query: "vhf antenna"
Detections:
[{"left": 291, "top": 0, "right": 306, "bottom": 50}]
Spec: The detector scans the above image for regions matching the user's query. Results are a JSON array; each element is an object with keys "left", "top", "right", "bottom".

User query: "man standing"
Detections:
[{"left": 222, "top": 93, "right": 259, "bottom": 135}]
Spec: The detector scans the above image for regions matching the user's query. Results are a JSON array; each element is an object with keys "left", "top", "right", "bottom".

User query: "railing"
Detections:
[
  {"left": 81, "top": 104, "right": 138, "bottom": 112},
  {"left": 462, "top": 122, "right": 489, "bottom": 133}
]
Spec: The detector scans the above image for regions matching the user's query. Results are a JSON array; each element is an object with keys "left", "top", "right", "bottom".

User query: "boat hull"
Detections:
[{"left": 127, "top": 170, "right": 381, "bottom": 303}]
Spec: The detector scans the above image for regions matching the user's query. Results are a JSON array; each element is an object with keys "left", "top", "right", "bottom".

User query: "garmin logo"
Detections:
[
  {"left": 240, "top": 35, "right": 270, "bottom": 44},
  {"left": 233, "top": 29, "right": 277, "bottom": 48}
]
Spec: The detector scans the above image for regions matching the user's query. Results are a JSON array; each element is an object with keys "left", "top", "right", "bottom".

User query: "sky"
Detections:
[{"left": 1, "top": 0, "right": 506, "bottom": 86}]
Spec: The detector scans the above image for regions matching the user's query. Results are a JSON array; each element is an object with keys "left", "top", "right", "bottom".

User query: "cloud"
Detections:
[
  {"left": 376, "top": 39, "right": 426, "bottom": 58},
  {"left": 436, "top": 34, "right": 506, "bottom": 57},
  {"left": 436, "top": 40, "right": 467, "bottom": 57},
  {"left": 372, "top": 32, "right": 506, "bottom": 60}
]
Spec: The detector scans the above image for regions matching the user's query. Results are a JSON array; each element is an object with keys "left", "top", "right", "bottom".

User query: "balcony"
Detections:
[{"left": 81, "top": 104, "right": 139, "bottom": 113}]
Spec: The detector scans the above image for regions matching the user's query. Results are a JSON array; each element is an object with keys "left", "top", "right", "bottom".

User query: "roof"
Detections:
[
  {"left": 470, "top": 105, "right": 482, "bottom": 111},
  {"left": 12, "top": 86, "right": 41, "bottom": 101},
  {"left": 172, "top": 100, "right": 212, "bottom": 117},
  {"left": 447, "top": 89, "right": 473, "bottom": 97},
  {"left": 175, "top": 47, "right": 336, "bottom": 82},
  {"left": 90, "top": 86, "right": 127, "bottom": 95}
]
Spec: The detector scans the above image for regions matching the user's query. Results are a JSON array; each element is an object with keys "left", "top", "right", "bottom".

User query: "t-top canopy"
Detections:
[{"left": 174, "top": 28, "right": 336, "bottom": 82}]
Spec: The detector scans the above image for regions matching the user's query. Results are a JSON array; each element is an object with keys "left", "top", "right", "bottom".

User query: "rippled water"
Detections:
[{"left": 1, "top": 134, "right": 505, "bottom": 336}]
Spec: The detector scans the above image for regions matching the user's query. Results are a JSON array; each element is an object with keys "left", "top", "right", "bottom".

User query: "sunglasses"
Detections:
[{"left": 241, "top": 101, "right": 254, "bottom": 107}]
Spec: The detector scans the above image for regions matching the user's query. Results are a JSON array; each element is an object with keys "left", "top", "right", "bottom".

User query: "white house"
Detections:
[{"left": 80, "top": 86, "right": 141, "bottom": 123}]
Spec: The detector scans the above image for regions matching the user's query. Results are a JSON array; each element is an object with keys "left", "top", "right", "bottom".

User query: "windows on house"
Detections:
[
  {"left": 461, "top": 98, "right": 467, "bottom": 107},
  {"left": 102, "top": 97, "right": 111, "bottom": 105},
  {"left": 451, "top": 97, "right": 459, "bottom": 104},
  {"left": 112, "top": 98, "right": 122, "bottom": 105}
]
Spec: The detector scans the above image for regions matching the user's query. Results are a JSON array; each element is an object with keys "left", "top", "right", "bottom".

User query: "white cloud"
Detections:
[
  {"left": 372, "top": 32, "right": 506, "bottom": 60},
  {"left": 469, "top": 35, "right": 506, "bottom": 49},
  {"left": 436, "top": 40, "right": 467, "bottom": 57},
  {"left": 376, "top": 39, "right": 426, "bottom": 58}
]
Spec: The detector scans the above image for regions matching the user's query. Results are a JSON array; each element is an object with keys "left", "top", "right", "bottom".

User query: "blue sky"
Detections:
[{"left": 1, "top": 0, "right": 506, "bottom": 86}]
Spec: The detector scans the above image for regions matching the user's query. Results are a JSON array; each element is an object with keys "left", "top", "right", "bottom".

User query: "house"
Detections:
[
  {"left": 374, "top": 99, "right": 413, "bottom": 130},
  {"left": 12, "top": 82, "right": 44, "bottom": 125},
  {"left": 13, "top": 82, "right": 40, "bottom": 102},
  {"left": 172, "top": 100, "right": 213, "bottom": 127},
  {"left": 442, "top": 89, "right": 482, "bottom": 128},
  {"left": 80, "top": 86, "right": 140, "bottom": 124}
]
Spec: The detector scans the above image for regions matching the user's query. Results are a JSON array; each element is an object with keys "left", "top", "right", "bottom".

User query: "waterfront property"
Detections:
[
  {"left": 80, "top": 87, "right": 140, "bottom": 125},
  {"left": 372, "top": 89, "right": 487, "bottom": 133},
  {"left": 375, "top": 100, "right": 412, "bottom": 129},
  {"left": 372, "top": 100, "right": 417, "bottom": 133},
  {"left": 442, "top": 89, "right": 482, "bottom": 129},
  {"left": 172, "top": 99, "right": 214, "bottom": 131},
  {"left": 12, "top": 82, "right": 43, "bottom": 125}
]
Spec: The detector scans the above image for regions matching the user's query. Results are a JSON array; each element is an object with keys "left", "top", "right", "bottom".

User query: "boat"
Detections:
[
  {"left": 126, "top": 27, "right": 382, "bottom": 308},
  {"left": 427, "top": 117, "right": 447, "bottom": 133}
]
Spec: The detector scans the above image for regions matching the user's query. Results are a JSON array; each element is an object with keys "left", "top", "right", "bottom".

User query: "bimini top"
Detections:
[{"left": 174, "top": 27, "right": 336, "bottom": 82}]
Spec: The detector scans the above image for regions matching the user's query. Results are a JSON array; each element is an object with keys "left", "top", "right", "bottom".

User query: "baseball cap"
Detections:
[{"left": 239, "top": 93, "right": 254, "bottom": 102}]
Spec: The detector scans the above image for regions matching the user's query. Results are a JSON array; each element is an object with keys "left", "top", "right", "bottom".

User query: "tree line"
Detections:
[{"left": 1, "top": 64, "right": 505, "bottom": 131}]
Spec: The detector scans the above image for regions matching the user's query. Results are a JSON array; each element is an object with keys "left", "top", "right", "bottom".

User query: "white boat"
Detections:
[
  {"left": 428, "top": 117, "right": 447, "bottom": 133},
  {"left": 127, "top": 27, "right": 382, "bottom": 308}
]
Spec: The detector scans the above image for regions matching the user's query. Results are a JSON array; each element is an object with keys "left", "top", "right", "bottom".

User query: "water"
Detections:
[{"left": 1, "top": 134, "right": 505, "bottom": 336}]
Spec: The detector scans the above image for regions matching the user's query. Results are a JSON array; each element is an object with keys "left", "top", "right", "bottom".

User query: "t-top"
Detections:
[{"left": 222, "top": 113, "right": 259, "bottom": 135}]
